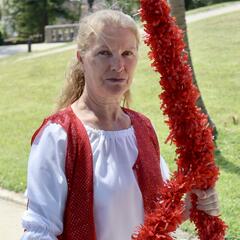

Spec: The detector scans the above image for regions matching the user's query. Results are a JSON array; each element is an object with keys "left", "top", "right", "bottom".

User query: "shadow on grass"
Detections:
[{"left": 214, "top": 147, "right": 240, "bottom": 176}]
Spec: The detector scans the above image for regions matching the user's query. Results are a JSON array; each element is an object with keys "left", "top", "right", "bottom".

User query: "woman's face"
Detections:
[{"left": 78, "top": 25, "right": 138, "bottom": 103}]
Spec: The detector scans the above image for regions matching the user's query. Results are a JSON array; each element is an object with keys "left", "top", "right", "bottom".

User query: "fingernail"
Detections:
[{"left": 201, "top": 192, "right": 206, "bottom": 198}]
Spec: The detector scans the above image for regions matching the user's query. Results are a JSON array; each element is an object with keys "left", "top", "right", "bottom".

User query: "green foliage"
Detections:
[
  {"left": 11, "top": 1, "right": 44, "bottom": 39},
  {"left": 8, "top": 0, "right": 73, "bottom": 41},
  {"left": 105, "top": 0, "right": 139, "bottom": 15},
  {"left": 88, "top": 0, "right": 95, "bottom": 9}
]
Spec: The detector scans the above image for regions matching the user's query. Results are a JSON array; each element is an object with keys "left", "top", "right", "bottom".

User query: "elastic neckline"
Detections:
[
  {"left": 83, "top": 124, "right": 134, "bottom": 137},
  {"left": 68, "top": 105, "right": 134, "bottom": 136}
]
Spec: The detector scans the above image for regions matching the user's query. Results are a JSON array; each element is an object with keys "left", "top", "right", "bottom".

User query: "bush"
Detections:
[
  {"left": 185, "top": 0, "right": 239, "bottom": 10},
  {"left": 105, "top": 0, "right": 139, "bottom": 16}
]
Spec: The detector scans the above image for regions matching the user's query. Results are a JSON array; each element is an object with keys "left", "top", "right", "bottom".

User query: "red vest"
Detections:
[{"left": 32, "top": 106, "right": 164, "bottom": 240}]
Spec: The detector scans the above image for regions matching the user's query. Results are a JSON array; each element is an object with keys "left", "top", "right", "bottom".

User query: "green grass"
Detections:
[
  {"left": 179, "top": 11, "right": 240, "bottom": 239},
  {"left": 0, "top": 9, "right": 240, "bottom": 239}
]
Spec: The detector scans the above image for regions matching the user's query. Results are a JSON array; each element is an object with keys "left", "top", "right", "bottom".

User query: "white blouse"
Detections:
[{"left": 21, "top": 122, "right": 170, "bottom": 240}]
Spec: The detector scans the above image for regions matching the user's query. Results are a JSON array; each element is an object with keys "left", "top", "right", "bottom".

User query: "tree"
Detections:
[
  {"left": 8, "top": 0, "right": 73, "bottom": 41},
  {"left": 88, "top": 0, "right": 95, "bottom": 12},
  {"left": 168, "top": 0, "right": 218, "bottom": 138},
  {"left": 184, "top": 0, "right": 209, "bottom": 10},
  {"left": 105, "top": 0, "right": 139, "bottom": 15}
]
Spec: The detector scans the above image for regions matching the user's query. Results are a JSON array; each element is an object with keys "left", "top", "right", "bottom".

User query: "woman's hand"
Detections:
[
  {"left": 192, "top": 188, "right": 220, "bottom": 216},
  {"left": 182, "top": 187, "right": 220, "bottom": 222}
]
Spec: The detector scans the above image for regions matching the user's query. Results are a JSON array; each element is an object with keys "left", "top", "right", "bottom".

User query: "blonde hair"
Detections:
[{"left": 56, "top": 9, "right": 140, "bottom": 111}]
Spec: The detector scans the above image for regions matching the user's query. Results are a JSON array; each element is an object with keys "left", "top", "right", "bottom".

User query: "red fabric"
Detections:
[
  {"left": 131, "top": 0, "right": 228, "bottom": 239},
  {"left": 31, "top": 106, "right": 164, "bottom": 240}
]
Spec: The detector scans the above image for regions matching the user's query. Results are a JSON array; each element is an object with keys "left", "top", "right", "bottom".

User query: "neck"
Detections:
[
  {"left": 81, "top": 93, "right": 122, "bottom": 120},
  {"left": 72, "top": 91, "right": 130, "bottom": 130}
]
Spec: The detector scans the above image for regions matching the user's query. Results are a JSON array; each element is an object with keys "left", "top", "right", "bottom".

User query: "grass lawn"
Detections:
[
  {"left": 0, "top": 8, "right": 239, "bottom": 239},
  {"left": 178, "top": 11, "right": 240, "bottom": 239}
]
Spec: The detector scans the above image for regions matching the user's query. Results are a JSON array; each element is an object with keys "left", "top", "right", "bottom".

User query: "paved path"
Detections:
[
  {"left": 0, "top": 199, "right": 25, "bottom": 239},
  {"left": 14, "top": 44, "right": 75, "bottom": 62},
  {"left": 186, "top": 2, "right": 240, "bottom": 23},
  {"left": 0, "top": 42, "right": 67, "bottom": 59}
]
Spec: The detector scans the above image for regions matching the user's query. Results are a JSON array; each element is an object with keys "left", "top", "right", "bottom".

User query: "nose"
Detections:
[{"left": 110, "top": 55, "right": 124, "bottom": 72}]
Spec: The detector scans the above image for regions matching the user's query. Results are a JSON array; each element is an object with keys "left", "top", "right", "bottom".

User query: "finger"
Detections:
[
  {"left": 204, "top": 188, "right": 217, "bottom": 199},
  {"left": 192, "top": 188, "right": 216, "bottom": 200},
  {"left": 198, "top": 208, "right": 220, "bottom": 217},
  {"left": 184, "top": 193, "right": 192, "bottom": 211},
  {"left": 197, "top": 202, "right": 219, "bottom": 212},
  {"left": 197, "top": 201, "right": 220, "bottom": 217},
  {"left": 191, "top": 189, "right": 207, "bottom": 199},
  {"left": 197, "top": 193, "right": 218, "bottom": 205}
]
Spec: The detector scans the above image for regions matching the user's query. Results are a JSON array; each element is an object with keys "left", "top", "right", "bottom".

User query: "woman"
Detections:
[{"left": 21, "top": 9, "right": 219, "bottom": 240}]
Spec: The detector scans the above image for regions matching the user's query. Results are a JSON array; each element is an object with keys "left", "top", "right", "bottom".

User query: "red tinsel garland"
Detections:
[{"left": 132, "top": 0, "right": 228, "bottom": 239}]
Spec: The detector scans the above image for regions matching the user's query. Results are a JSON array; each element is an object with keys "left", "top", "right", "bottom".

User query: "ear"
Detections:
[{"left": 77, "top": 51, "right": 83, "bottom": 63}]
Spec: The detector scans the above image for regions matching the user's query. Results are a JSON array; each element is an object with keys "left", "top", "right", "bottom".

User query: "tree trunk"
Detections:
[
  {"left": 168, "top": 0, "right": 218, "bottom": 139},
  {"left": 42, "top": 0, "right": 48, "bottom": 41},
  {"left": 88, "top": 0, "right": 94, "bottom": 11}
]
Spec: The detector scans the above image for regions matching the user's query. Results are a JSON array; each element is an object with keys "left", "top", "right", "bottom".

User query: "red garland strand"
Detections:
[{"left": 132, "top": 0, "right": 228, "bottom": 239}]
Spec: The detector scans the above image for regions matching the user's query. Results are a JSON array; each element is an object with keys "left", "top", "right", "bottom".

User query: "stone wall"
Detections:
[{"left": 45, "top": 24, "right": 79, "bottom": 43}]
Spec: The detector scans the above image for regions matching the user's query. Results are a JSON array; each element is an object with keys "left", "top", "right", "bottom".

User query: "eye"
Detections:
[
  {"left": 122, "top": 51, "right": 134, "bottom": 57},
  {"left": 98, "top": 50, "right": 112, "bottom": 56}
]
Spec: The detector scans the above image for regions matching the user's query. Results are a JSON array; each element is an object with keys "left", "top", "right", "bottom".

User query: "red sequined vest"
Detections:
[{"left": 31, "top": 106, "right": 164, "bottom": 240}]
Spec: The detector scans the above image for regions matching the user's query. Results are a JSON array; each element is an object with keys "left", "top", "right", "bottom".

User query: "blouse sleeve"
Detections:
[
  {"left": 21, "top": 123, "right": 68, "bottom": 240},
  {"left": 160, "top": 155, "right": 170, "bottom": 182},
  {"left": 148, "top": 121, "right": 170, "bottom": 182}
]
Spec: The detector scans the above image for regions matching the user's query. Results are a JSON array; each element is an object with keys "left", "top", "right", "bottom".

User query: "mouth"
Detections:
[{"left": 106, "top": 78, "right": 125, "bottom": 83}]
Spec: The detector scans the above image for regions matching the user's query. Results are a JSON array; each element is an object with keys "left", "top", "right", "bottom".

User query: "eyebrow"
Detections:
[
  {"left": 128, "top": 47, "right": 138, "bottom": 50},
  {"left": 97, "top": 45, "right": 109, "bottom": 49},
  {"left": 97, "top": 45, "right": 137, "bottom": 50}
]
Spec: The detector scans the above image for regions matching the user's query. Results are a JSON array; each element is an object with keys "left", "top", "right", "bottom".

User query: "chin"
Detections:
[{"left": 104, "top": 85, "right": 128, "bottom": 98}]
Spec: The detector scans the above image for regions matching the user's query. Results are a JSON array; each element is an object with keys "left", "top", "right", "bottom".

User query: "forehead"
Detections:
[{"left": 90, "top": 25, "right": 137, "bottom": 49}]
